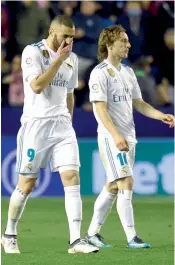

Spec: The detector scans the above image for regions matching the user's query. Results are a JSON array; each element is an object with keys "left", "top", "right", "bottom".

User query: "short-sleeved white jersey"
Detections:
[
  {"left": 89, "top": 59, "right": 142, "bottom": 143},
  {"left": 21, "top": 39, "right": 78, "bottom": 123}
]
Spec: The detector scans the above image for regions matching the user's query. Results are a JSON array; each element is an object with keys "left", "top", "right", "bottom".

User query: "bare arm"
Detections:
[
  {"left": 67, "top": 92, "right": 74, "bottom": 119},
  {"left": 133, "top": 98, "right": 164, "bottom": 119},
  {"left": 133, "top": 98, "right": 174, "bottom": 127},
  {"left": 30, "top": 59, "right": 64, "bottom": 94},
  {"left": 30, "top": 40, "right": 72, "bottom": 94},
  {"left": 94, "top": 101, "right": 129, "bottom": 151}
]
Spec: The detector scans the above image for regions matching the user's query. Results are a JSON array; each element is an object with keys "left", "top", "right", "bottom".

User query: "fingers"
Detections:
[
  {"left": 162, "top": 114, "right": 175, "bottom": 127},
  {"left": 125, "top": 139, "right": 129, "bottom": 149},
  {"left": 60, "top": 40, "right": 65, "bottom": 49},
  {"left": 162, "top": 120, "right": 172, "bottom": 125},
  {"left": 169, "top": 121, "right": 175, "bottom": 128},
  {"left": 63, "top": 43, "right": 72, "bottom": 53},
  {"left": 117, "top": 143, "right": 129, "bottom": 151},
  {"left": 167, "top": 114, "right": 174, "bottom": 118},
  {"left": 164, "top": 114, "right": 174, "bottom": 121},
  {"left": 165, "top": 116, "right": 172, "bottom": 121}
]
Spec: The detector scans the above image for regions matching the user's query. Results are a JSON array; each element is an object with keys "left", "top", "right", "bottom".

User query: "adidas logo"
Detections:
[
  {"left": 44, "top": 60, "right": 50, "bottom": 66},
  {"left": 114, "top": 79, "right": 118, "bottom": 83}
]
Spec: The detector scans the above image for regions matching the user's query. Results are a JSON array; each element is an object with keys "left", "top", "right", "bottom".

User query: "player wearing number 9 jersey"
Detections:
[
  {"left": 2, "top": 15, "right": 99, "bottom": 255},
  {"left": 85, "top": 25, "right": 174, "bottom": 249}
]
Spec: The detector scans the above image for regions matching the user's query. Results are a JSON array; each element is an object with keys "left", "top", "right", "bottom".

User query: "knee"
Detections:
[
  {"left": 18, "top": 176, "right": 37, "bottom": 194},
  {"left": 127, "top": 176, "right": 134, "bottom": 188},
  {"left": 22, "top": 180, "right": 36, "bottom": 194},
  {"left": 60, "top": 170, "right": 80, "bottom": 186},
  {"left": 106, "top": 181, "right": 118, "bottom": 194}
]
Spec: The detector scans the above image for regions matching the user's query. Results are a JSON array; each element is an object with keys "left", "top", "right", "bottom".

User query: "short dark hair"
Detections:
[{"left": 51, "top": 15, "right": 74, "bottom": 28}]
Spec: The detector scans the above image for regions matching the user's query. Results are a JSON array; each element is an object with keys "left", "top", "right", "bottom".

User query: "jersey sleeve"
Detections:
[
  {"left": 67, "top": 55, "right": 78, "bottom": 93},
  {"left": 131, "top": 69, "right": 142, "bottom": 99},
  {"left": 89, "top": 69, "right": 108, "bottom": 102},
  {"left": 21, "top": 45, "right": 43, "bottom": 83}
]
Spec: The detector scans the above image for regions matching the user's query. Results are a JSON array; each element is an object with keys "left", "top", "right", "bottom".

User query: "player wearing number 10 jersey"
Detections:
[{"left": 85, "top": 25, "right": 174, "bottom": 249}]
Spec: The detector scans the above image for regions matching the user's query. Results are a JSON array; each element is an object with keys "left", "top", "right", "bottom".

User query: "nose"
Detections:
[{"left": 127, "top": 42, "right": 131, "bottom": 48}]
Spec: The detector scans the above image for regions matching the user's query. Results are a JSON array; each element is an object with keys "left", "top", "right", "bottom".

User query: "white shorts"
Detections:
[
  {"left": 98, "top": 133, "right": 135, "bottom": 182},
  {"left": 16, "top": 116, "right": 80, "bottom": 174}
]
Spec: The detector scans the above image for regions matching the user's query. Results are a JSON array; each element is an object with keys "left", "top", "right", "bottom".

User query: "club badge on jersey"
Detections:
[
  {"left": 42, "top": 50, "right": 50, "bottom": 59},
  {"left": 107, "top": 68, "right": 116, "bottom": 77},
  {"left": 26, "top": 163, "right": 32, "bottom": 170}
]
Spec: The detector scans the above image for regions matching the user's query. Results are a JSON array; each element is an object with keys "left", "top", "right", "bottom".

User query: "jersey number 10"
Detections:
[{"left": 117, "top": 152, "right": 128, "bottom": 166}]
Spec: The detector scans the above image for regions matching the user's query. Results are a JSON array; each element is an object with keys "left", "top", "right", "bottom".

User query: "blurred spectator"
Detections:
[
  {"left": 154, "top": 28, "right": 174, "bottom": 87},
  {"left": 15, "top": 1, "right": 50, "bottom": 53},
  {"left": 49, "top": 1, "right": 79, "bottom": 19},
  {"left": 133, "top": 55, "right": 173, "bottom": 106},
  {"left": 141, "top": 1, "right": 162, "bottom": 15},
  {"left": 157, "top": 78, "right": 174, "bottom": 106},
  {"left": 37, "top": 0, "right": 50, "bottom": 9},
  {"left": 74, "top": 62, "right": 97, "bottom": 107},
  {"left": 145, "top": 1, "right": 174, "bottom": 71},
  {"left": 1, "top": 0, "right": 174, "bottom": 110},
  {"left": 1, "top": 46, "right": 11, "bottom": 74},
  {"left": 1, "top": 46, "right": 11, "bottom": 106},
  {"left": 157, "top": 1, "right": 174, "bottom": 32},
  {"left": 117, "top": 1, "right": 151, "bottom": 62},
  {"left": 95, "top": 1, "right": 118, "bottom": 27},
  {"left": 1, "top": 3, "right": 9, "bottom": 44},
  {"left": 72, "top": 1, "right": 104, "bottom": 80},
  {"left": 58, "top": 1, "right": 79, "bottom": 17},
  {"left": 133, "top": 56, "right": 157, "bottom": 106},
  {"left": 2, "top": 55, "right": 24, "bottom": 107}
]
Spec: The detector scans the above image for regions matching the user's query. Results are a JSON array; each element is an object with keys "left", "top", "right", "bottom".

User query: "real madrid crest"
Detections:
[
  {"left": 107, "top": 68, "right": 116, "bottom": 77},
  {"left": 42, "top": 50, "right": 50, "bottom": 59}
]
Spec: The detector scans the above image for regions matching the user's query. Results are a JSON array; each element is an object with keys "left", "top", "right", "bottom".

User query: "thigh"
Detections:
[
  {"left": 98, "top": 134, "right": 133, "bottom": 182},
  {"left": 128, "top": 142, "right": 136, "bottom": 169},
  {"left": 50, "top": 128, "right": 80, "bottom": 172},
  {"left": 16, "top": 119, "right": 54, "bottom": 174}
]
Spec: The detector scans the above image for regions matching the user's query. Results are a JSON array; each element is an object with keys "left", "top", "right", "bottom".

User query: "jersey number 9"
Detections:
[{"left": 27, "top": 149, "right": 35, "bottom": 162}]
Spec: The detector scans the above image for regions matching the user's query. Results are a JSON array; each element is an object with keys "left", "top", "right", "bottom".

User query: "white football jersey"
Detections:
[
  {"left": 89, "top": 59, "right": 142, "bottom": 143},
  {"left": 21, "top": 39, "right": 78, "bottom": 123}
]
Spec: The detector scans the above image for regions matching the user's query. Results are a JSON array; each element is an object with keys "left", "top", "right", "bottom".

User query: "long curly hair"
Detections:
[{"left": 97, "top": 25, "right": 126, "bottom": 62}]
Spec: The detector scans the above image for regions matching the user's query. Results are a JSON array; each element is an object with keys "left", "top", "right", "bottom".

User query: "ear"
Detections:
[
  {"left": 107, "top": 44, "right": 113, "bottom": 51},
  {"left": 49, "top": 27, "right": 54, "bottom": 36}
]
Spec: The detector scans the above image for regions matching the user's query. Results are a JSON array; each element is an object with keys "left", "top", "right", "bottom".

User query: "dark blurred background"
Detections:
[
  {"left": 2, "top": 1, "right": 174, "bottom": 111},
  {"left": 1, "top": 1, "right": 174, "bottom": 197}
]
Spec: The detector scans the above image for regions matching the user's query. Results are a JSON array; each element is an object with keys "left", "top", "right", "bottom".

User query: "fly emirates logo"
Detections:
[
  {"left": 113, "top": 93, "right": 132, "bottom": 103},
  {"left": 50, "top": 72, "right": 68, "bottom": 87}
]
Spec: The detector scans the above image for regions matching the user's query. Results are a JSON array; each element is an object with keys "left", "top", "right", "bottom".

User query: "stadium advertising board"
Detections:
[{"left": 2, "top": 137, "right": 174, "bottom": 197}]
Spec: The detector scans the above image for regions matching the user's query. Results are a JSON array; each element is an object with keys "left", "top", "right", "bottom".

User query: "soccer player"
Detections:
[
  {"left": 2, "top": 15, "right": 99, "bottom": 254},
  {"left": 86, "top": 25, "right": 175, "bottom": 248}
]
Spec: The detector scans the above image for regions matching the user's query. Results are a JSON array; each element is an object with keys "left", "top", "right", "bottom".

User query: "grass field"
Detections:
[{"left": 1, "top": 196, "right": 174, "bottom": 265}]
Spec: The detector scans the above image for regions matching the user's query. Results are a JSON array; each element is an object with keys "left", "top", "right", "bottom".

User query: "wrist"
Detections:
[
  {"left": 157, "top": 112, "right": 165, "bottom": 120},
  {"left": 55, "top": 57, "right": 64, "bottom": 65},
  {"left": 113, "top": 132, "right": 121, "bottom": 140}
]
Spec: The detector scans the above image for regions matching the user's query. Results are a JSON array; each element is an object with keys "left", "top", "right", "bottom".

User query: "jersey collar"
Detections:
[
  {"left": 104, "top": 59, "right": 122, "bottom": 72},
  {"left": 42, "top": 39, "right": 57, "bottom": 56}
]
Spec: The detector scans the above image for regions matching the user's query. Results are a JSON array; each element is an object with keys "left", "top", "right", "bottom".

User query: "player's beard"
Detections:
[{"left": 52, "top": 34, "right": 61, "bottom": 52}]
